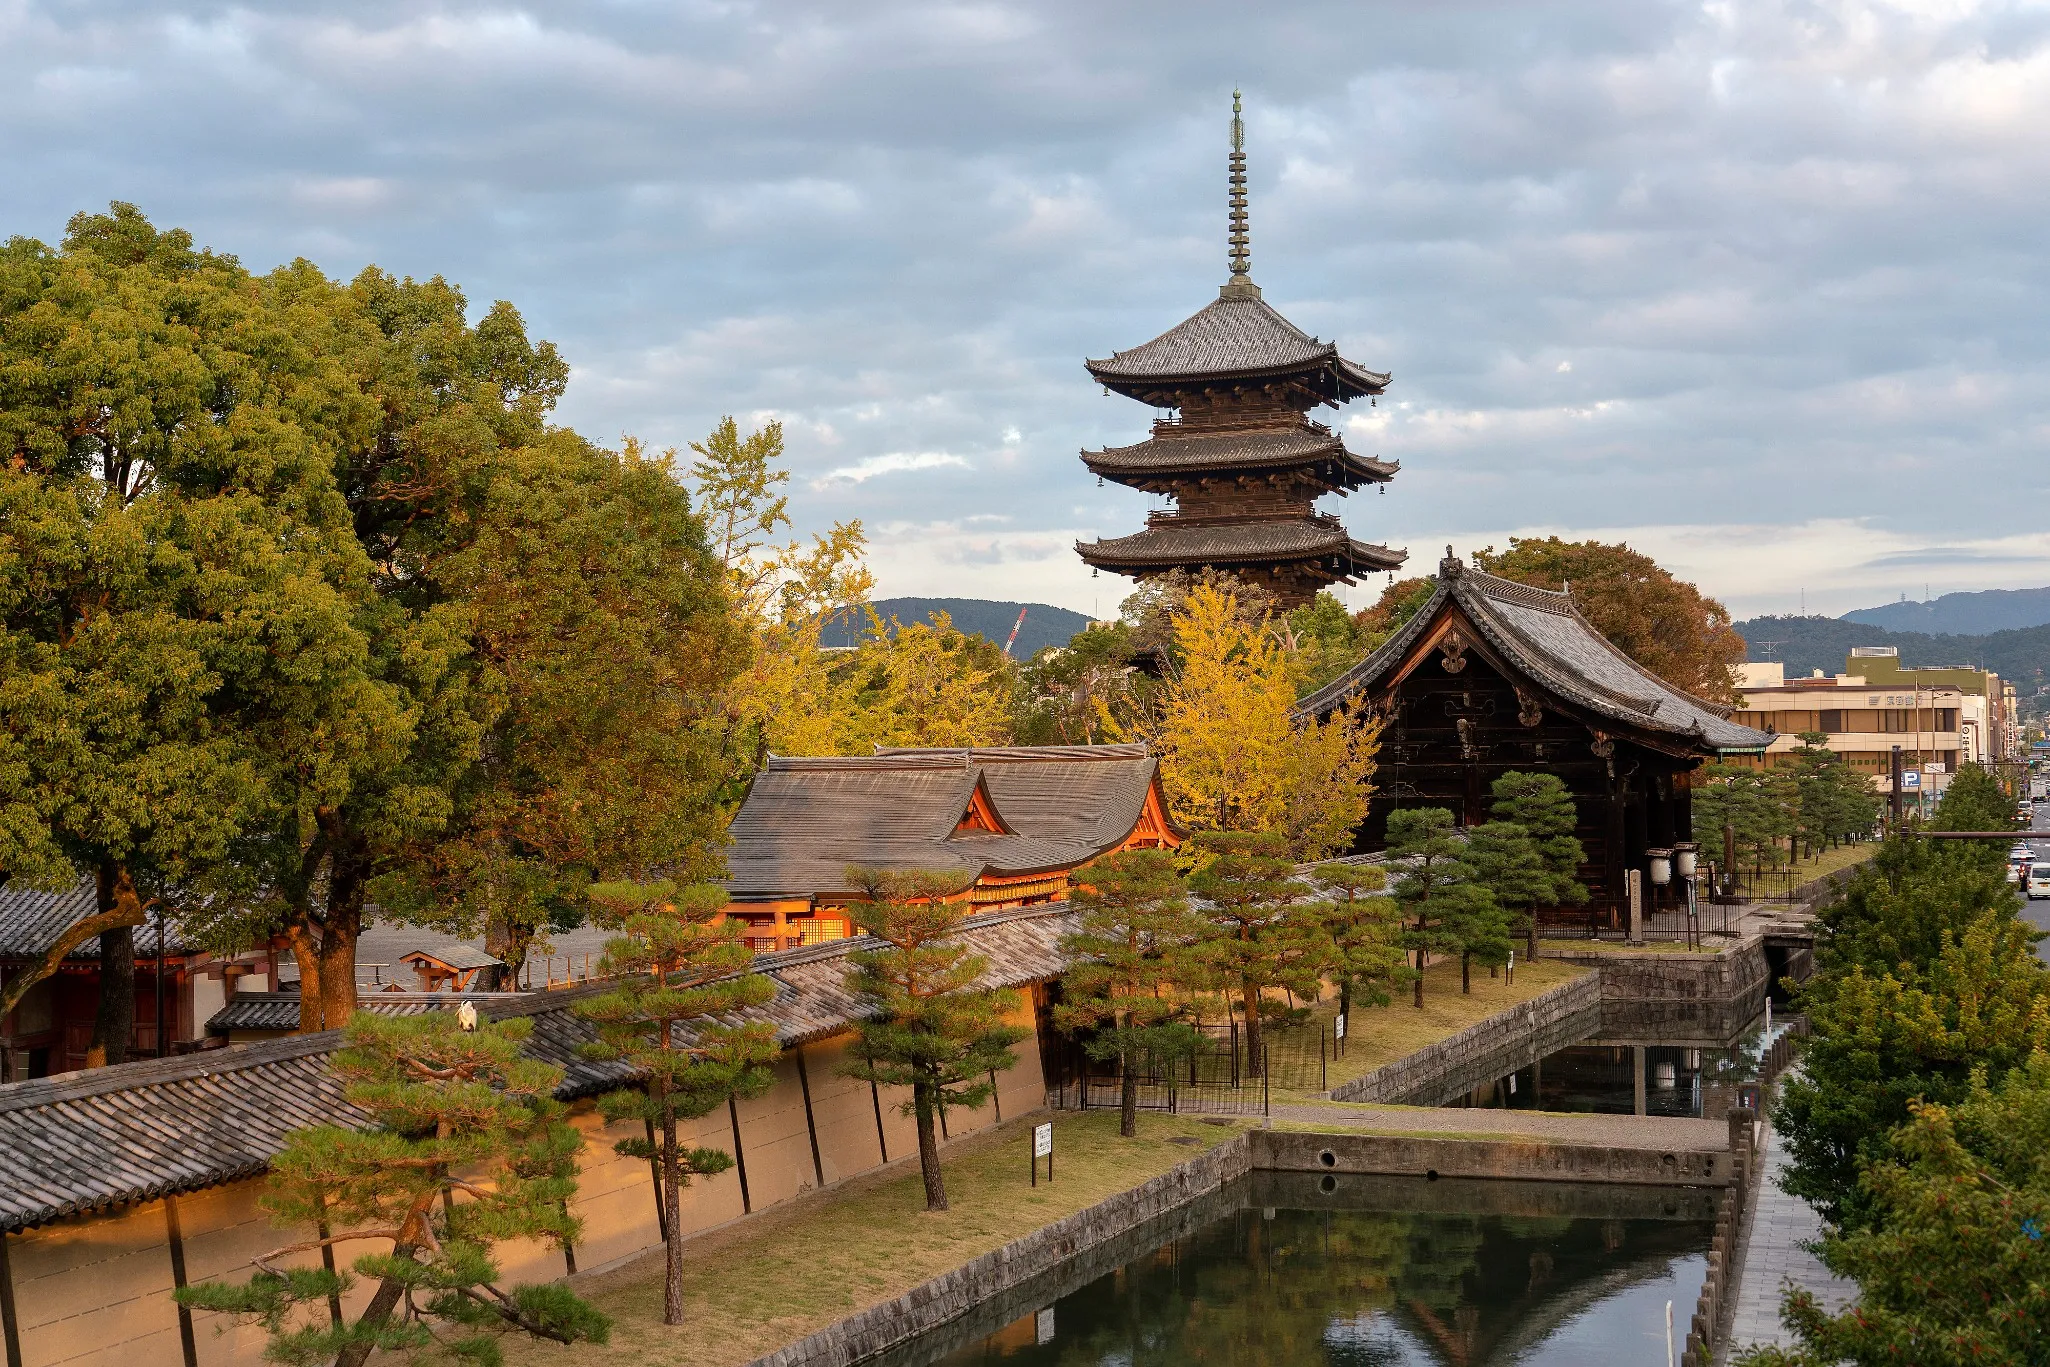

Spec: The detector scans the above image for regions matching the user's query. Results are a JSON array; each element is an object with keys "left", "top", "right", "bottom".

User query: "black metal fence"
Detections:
[{"left": 1046, "top": 1012, "right": 1369, "bottom": 1114}]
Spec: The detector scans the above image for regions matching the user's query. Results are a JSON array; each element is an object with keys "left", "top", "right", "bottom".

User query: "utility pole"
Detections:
[{"left": 1889, "top": 745, "right": 1904, "bottom": 828}]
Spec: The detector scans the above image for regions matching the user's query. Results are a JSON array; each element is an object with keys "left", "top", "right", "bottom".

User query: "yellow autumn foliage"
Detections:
[{"left": 1148, "top": 583, "right": 1380, "bottom": 859}]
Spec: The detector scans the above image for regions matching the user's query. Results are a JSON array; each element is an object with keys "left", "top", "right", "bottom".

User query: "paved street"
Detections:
[
  {"left": 2021, "top": 801, "right": 2050, "bottom": 962},
  {"left": 1718, "top": 1109, "right": 1857, "bottom": 1362}
]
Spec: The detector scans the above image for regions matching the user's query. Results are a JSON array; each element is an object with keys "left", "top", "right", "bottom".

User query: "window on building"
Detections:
[
  {"left": 1937, "top": 709, "right": 1958, "bottom": 731},
  {"left": 1819, "top": 710, "right": 1845, "bottom": 733}
]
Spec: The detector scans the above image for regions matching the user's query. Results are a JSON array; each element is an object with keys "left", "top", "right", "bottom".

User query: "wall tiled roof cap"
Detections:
[
  {"left": 206, "top": 992, "right": 527, "bottom": 1035},
  {"left": 0, "top": 905, "right": 1074, "bottom": 1232}
]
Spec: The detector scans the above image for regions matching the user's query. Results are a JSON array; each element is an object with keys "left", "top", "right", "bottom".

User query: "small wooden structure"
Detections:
[
  {"left": 1302, "top": 553, "right": 1772, "bottom": 927},
  {"left": 1075, "top": 94, "right": 1404, "bottom": 608},
  {"left": 397, "top": 944, "right": 506, "bottom": 993}
]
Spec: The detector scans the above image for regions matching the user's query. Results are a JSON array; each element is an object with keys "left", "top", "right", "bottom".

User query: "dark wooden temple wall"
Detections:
[{"left": 1354, "top": 650, "right": 1699, "bottom": 927}]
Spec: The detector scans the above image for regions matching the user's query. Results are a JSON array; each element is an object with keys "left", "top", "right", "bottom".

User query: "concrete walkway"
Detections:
[
  {"left": 1268, "top": 1100, "right": 1729, "bottom": 1151},
  {"left": 1717, "top": 1114, "right": 1857, "bottom": 1362}
]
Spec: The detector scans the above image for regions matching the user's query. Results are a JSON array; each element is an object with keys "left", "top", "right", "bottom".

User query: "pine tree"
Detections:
[
  {"left": 1384, "top": 808, "right": 1497, "bottom": 1006},
  {"left": 573, "top": 881, "right": 779, "bottom": 1325},
  {"left": 176, "top": 1013, "right": 609, "bottom": 1367},
  {"left": 1054, "top": 849, "right": 1205, "bottom": 1137},
  {"left": 842, "top": 868, "right": 1027, "bottom": 1211},
  {"left": 1460, "top": 823, "right": 1540, "bottom": 987},
  {"left": 1187, "top": 831, "right": 1330, "bottom": 1078},
  {"left": 1485, "top": 771, "right": 1588, "bottom": 960},
  {"left": 1311, "top": 862, "right": 1410, "bottom": 1033}
]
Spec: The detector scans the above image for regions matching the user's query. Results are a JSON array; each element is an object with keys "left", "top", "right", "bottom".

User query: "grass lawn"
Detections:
[
  {"left": 1263, "top": 956, "right": 1588, "bottom": 1101},
  {"left": 508, "top": 1110, "right": 1249, "bottom": 1367},
  {"left": 1729, "top": 839, "right": 1878, "bottom": 896}
]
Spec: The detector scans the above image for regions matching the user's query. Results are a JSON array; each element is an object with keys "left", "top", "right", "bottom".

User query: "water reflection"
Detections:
[
  {"left": 1443, "top": 1021, "right": 1772, "bottom": 1119},
  {"left": 925, "top": 1201, "right": 1707, "bottom": 1367}
]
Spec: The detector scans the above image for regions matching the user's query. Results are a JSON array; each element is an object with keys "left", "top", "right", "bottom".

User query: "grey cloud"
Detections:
[{"left": 5, "top": 1, "right": 2050, "bottom": 613}]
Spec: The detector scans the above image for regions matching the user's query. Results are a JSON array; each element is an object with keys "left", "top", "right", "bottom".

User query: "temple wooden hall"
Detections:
[
  {"left": 1301, "top": 552, "right": 1772, "bottom": 928},
  {"left": 718, "top": 743, "right": 1179, "bottom": 952}
]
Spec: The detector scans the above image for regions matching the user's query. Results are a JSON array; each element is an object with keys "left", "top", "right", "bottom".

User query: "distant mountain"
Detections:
[
  {"left": 1734, "top": 613, "right": 2050, "bottom": 691},
  {"left": 1843, "top": 586, "right": 2050, "bottom": 635},
  {"left": 818, "top": 597, "right": 1093, "bottom": 658}
]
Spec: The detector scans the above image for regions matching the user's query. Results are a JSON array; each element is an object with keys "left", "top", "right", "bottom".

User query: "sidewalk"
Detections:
[
  {"left": 1717, "top": 1113, "right": 1857, "bottom": 1362},
  {"left": 1266, "top": 1099, "right": 1729, "bottom": 1151}
]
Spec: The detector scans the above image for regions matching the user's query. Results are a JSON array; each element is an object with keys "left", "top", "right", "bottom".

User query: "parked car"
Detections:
[{"left": 2027, "top": 863, "right": 2050, "bottom": 900}]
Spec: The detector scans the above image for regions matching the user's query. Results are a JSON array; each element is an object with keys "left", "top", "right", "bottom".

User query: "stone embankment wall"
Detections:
[
  {"left": 1253, "top": 1128, "right": 1731, "bottom": 1187},
  {"left": 746, "top": 1137, "right": 1257, "bottom": 1367},
  {"left": 1551, "top": 939, "right": 1774, "bottom": 1043},
  {"left": 1327, "top": 972, "right": 1604, "bottom": 1106}
]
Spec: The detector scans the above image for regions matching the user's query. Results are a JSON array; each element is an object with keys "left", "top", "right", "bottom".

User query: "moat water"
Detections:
[{"left": 874, "top": 1175, "right": 1712, "bottom": 1367}]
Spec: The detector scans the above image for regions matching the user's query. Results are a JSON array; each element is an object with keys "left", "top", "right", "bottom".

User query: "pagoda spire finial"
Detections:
[{"left": 1227, "top": 90, "right": 1252, "bottom": 287}]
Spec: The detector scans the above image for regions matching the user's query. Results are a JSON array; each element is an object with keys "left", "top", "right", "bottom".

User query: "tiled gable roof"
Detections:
[
  {"left": 0, "top": 906, "right": 1074, "bottom": 1232},
  {"left": 1299, "top": 557, "right": 1770, "bottom": 753},
  {"left": 723, "top": 744, "right": 1164, "bottom": 901},
  {"left": 0, "top": 878, "right": 198, "bottom": 958}
]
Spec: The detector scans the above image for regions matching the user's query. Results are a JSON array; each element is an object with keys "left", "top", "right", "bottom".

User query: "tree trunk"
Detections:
[
  {"left": 318, "top": 835, "right": 369, "bottom": 1030},
  {"left": 284, "top": 922, "right": 325, "bottom": 1033},
  {"left": 317, "top": 918, "right": 359, "bottom": 1032},
  {"left": 333, "top": 1245, "right": 419, "bottom": 1367},
  {"left": 1527, "top": 918, "right": 1538, "bottom": 964},
  {"left": 659, "top": 1084, "right": 685, "bottom": 1325},
  {"left": 1240, "top": 981, "right": 1263, "bottom": 1079},
  {"left": 86, "top": 862, "right": 136, "bottom": 1068},
  {"left": 1461, "top": 951, "right": 1471, "bottom": 994},
  {"left": 1413, "top": 947, "right": 1425, "bottom": 1008},
  {"left": 1339, "top": 979, "right": 1351, "bottom": 1040},
  {"left": 913, "top": 1081, "right": 948, "bottom": 1211},
  {"left": 1119, "top": 1051, "right": 1138, "bottom": 1139}
]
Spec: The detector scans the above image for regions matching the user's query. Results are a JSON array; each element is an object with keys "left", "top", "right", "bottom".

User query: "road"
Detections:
[{"left": 2024, "top": 797, "right": 2050, "bottom": 961}]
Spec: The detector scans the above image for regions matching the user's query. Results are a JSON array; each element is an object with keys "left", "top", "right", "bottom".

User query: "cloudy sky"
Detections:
[{"left": 7, "top": 0, "right": 2050, "bottom": 620}]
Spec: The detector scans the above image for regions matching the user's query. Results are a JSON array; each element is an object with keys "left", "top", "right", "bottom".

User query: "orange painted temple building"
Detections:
[{"left": 719, "top": 743, "right": 1178, "bottom": 951}]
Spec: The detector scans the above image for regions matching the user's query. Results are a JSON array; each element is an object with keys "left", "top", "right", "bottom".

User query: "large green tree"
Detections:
[
  {"left": 0, "top": 206, "right": 379, "bottom": 1058},
  {"left": 1383, "top": 808, "right": 1499, "bottom": 1007},
  {"left": 842, "top": 868, "right": 1027, "bottom": 1212},
  {"left": 1473, "top": 537, "right": 1747, "bottom": 701},
  {"left": 1740, "top": 1054, "right": 2050, "bottom": 1367},
  {"left": 176, "top": 1012, "right": 609, "bottom": 1367},
  {"left": 1311, "top": 861, "right": 1410, "bottom": 1031},
  {"left": 1054, "top": 848, "right": 1205, "bottom": 1136},
  {"left": 574, "top": 881, "right": 777, "bottom": 1325}
]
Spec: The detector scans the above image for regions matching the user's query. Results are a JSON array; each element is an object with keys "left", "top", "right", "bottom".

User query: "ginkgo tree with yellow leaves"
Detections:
[
  {"left": 1140, "top": 583, "right": 1381, "bottom": 860},
  {"left": 683, "top": 419, "right": 1017, "bottom": 763}
]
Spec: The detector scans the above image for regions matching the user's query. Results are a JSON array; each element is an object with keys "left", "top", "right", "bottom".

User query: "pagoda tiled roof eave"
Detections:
[
  {"left": 1082, "top": 294, "right": 1389, "bottom": 401},
  {"left": 1079, "top": 429, "right": 1398, "bottom": 484},
  {"left": 1075, "top": 519, "right": 1406, "bottom": 573}
]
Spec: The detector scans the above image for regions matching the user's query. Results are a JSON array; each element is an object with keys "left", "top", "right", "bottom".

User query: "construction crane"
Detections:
[{"left": 1003, "top": 606, "right": 1029, "bottom": 657}]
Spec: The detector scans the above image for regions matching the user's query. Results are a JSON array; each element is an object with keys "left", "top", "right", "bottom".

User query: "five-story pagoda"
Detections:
[{"left": 1076, "top": 94, "right": 1406, "bottom": 608}]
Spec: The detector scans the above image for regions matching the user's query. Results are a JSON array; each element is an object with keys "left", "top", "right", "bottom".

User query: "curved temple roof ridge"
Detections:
[{"left": 1300, "top": 554, "right": 1767, "bottom": 752}]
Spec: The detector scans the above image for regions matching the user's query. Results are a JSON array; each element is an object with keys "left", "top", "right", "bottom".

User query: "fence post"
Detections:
[{"left": 1321, "top": 1026, "right": 1328, "bottom": 1091}]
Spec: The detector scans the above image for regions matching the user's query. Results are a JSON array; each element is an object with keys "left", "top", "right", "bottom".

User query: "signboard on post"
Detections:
[
  {"left": 1031, "top": 1122, "right": 1053, "bottom": 1186},
  {"left": 1901, "top": 771, "right": 1923, "bottom": 792}
]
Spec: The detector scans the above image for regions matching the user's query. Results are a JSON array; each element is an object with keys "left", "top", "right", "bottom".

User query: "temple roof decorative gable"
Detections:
[
  {"left": 1300, "top": 554, "right": 1771, "bottom": 755},
  {"left": 723, "top": 744, "right": 1172, "bottom": 900}
]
